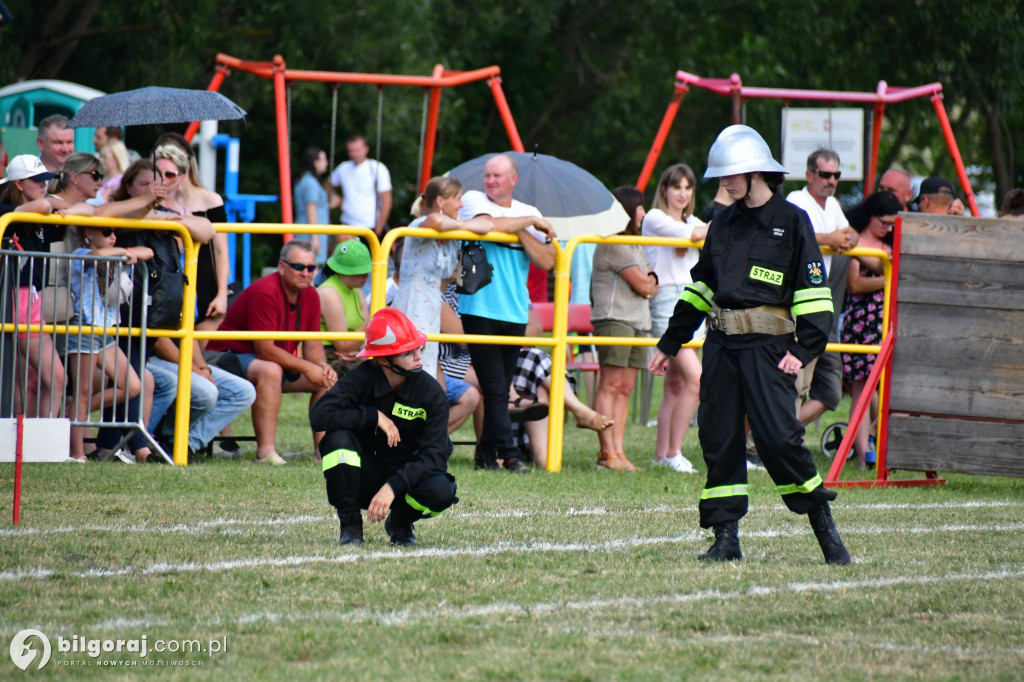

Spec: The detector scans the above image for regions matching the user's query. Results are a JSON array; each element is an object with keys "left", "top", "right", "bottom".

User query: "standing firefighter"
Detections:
[
  {"left": 311, "top": 308, "right": 458, "bottom": 546},
  {"left": 649, "top": 125, "right": 850, "bottom": 565}
]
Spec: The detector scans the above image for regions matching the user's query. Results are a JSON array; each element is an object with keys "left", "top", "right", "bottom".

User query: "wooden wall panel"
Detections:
[{"left": 887, "top": 415, "right": 1024, "bottom": 477}]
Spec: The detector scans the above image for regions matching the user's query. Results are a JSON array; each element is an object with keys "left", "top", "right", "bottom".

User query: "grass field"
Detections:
[{"left": 3, "top": 389, "right": 1024, "bottom": 681}]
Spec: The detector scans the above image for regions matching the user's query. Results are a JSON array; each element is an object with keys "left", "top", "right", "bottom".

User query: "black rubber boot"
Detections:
[
  {"left": 808, "top": 502, "right": 851, "bottom": 565},
  {"left": 338, "top": 514, "right": 364, "bottom": 546},
  {"left": 699, "top": 521, "right": 742, "bottom": 562},
  {"left": 384, "top": 514, "right": 418, "bottom": 546}
]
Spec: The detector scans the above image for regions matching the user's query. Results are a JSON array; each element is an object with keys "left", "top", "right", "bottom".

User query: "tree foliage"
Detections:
[{"left": 5, "top": 0, "right": 1023, "bottom": 216}]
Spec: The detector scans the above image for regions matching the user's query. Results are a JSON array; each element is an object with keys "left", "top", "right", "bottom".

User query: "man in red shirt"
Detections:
[{"left": 208, "top": 240, "right": 337, "bottom": 464}]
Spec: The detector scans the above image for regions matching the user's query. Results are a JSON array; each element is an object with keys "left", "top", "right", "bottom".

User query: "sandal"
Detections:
[
  {"left": 509, "top": 398, "right": 549, "bottom": 423},
  {"left": 577, "top": 410, "right": 614, "bottom": 432}
]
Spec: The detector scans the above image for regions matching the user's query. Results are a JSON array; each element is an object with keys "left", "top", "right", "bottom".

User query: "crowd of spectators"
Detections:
[{"left": 1, "top": 114, "right": 1016, "bottom": 473}]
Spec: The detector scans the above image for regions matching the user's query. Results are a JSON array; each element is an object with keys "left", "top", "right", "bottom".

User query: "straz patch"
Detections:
[
  {"left": 770, "top": 226, "right": 786, "bottom": 239},
  {"left": 807, "top": 261, "right": 824, "bottom": 285},
  {"left": 392, "top": 403, "right": 427, "bottom": 421},
  {"left": 749, "top": 265, "right": 784, "bottom": 286}
]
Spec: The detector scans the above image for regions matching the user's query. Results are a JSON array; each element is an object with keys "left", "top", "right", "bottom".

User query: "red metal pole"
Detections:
[
  {"left": 487, "top": 76, "right": 524, "bottom": 152},
  {"left": 876, "top": 216, "right": 904, "bottom": 479},
  {"left": 273, "top": 55, "right": 294, "bottom": 226},
  {"left": 729, "top": 73, "right": 743, "bottom": 125},
  {"left": 13, "top": 414, "right": 23, "bottom": 525},
  {"left": 419, "top": 65, "right": 445, "bottom": 194},
  {"left": 868, "top": 94, "right": 884, "bottom": 193},
  {"left": 185, "top": 65, "right": 231, "bottom": 143},
  {"left": 636, "top": 83, "right": 687, "bottom": 192},
  {"left": 932, "top": 93, "right": 980, "bottom": 216}
]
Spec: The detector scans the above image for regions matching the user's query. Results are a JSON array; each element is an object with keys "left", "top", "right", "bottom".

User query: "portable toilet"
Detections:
[{"left": 0, "top": 80, "right": 104, "bottom": 157}]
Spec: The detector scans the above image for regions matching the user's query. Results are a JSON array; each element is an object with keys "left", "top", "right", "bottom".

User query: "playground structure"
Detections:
[
  {"left": 186, "top": 53, "right": 527, "bottom": 226},
  {"left": 637, "top": 70, "right": 980, "bottom": 216}
]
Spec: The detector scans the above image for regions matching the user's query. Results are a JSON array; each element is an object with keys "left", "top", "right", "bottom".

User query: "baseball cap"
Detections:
[
  {"left": 915, "top": 176, "right": 953, "bottom": 201},
  {"left": 0, "top": 155, "right": 58, "bottom": 186}
]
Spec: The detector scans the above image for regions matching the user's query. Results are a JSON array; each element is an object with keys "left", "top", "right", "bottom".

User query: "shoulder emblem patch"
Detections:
[{"left": 807, "top": 262, "right": 824, "bottom": 285}]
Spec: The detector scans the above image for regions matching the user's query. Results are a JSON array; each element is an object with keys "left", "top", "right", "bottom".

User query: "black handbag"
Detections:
[
  {"left": 455, "top": 241, "right": 493, "bottom": 295},
  {"left": 134, "top": 267, "right": 186, "bottom": 330}
]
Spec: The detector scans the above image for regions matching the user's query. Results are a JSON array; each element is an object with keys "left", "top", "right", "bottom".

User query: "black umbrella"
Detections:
[
  {"left": 67, "top": 86, "right": 246, "bottom": 129},
  {"left": 446, "top": 152, "right": 628, "bottom": 240}
]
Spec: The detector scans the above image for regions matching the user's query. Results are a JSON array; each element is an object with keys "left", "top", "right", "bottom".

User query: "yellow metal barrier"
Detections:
[{"left": 2, "top": 212, "right": 891, "bottom": 471}]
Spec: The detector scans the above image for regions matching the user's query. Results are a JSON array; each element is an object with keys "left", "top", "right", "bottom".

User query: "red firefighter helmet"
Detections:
[{"left": 357, "top": 308, "right": 428, "bottom": 358}]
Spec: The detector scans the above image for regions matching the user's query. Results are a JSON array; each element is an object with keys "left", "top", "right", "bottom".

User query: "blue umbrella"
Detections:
[
  {"left": 67, "top": 86, "right": 246, "bottom": 129},
  {"left": 446, "top": 152, "right": 628, "bottom": 240}
]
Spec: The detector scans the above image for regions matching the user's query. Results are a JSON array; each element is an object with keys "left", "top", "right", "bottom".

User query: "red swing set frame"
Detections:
[{"left": 186, "top": 53, "right": 527, "bottom": 224}]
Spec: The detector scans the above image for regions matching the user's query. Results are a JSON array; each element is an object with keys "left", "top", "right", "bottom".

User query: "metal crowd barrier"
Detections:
[{"left": 0, "top": 247, "right": 174, "bottom": 463}]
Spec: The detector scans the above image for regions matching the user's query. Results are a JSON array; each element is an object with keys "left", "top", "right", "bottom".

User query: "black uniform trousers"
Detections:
[
  {"left": 697, "top": 336, "right": 836, "bottom": 528},
  {"left": 321, "top": 430, "right": 458, "bottom": 526}
]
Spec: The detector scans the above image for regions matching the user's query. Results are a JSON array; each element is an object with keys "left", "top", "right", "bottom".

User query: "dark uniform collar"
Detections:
[
  {"left": 368, "top": 361, "right": 418, "bottom": 400},
  {"left": 737, "top": 190, "right": 786, "bottom": 229}
]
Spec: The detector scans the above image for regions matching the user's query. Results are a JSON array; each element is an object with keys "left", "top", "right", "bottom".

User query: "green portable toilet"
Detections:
[{"left": 0, "top": 79, "right": 105, "bottom": 157}]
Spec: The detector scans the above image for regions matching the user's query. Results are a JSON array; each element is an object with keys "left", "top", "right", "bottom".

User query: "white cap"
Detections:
[{"left": 0, "top": 155, "right": 58, "bottom": 186}]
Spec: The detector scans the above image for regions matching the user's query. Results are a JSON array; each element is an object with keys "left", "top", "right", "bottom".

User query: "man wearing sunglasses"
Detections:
[
  {"left": 786, "top": 148, "right": 858, "bottom": 429},
  {"left": 207, "top": 240, "right": 337, "bottom": 464}
]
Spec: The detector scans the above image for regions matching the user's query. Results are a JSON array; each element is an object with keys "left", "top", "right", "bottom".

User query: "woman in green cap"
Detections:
[{"left": 317, "top": 240, "right": 372, "bottom": 379}]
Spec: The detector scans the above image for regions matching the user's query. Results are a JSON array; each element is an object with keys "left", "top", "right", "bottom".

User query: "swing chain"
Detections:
[
  {"left": 329, "top": 85, "right": 339, "bottom": 173},
  {"left": 416, "top": 89, "right": 429, "bottom": 192}
]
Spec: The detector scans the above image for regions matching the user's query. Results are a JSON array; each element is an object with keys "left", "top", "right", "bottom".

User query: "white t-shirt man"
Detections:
[
  {"left": 786, "top": 186, "right": 848, "bottom": 273},
  {"left": 329, "top": 159, "right": 392, "bottom": 228}
]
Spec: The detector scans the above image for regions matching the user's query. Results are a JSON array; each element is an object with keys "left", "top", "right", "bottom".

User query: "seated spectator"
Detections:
[
  {"left": 146, "top": 336, "right": 256, "bottom": 459},
  {"left": 511, "top": 308, "right": 613, "bottom": 470},
  {"left": 590, "top": 186, "right": 658, "bottom": 472},
  {"left": 206, "top": 240, "right": 337, "bottom": 464},
  {"left": 65, "top": 225, "right": 152, "bottom": 461},
  {"left": 317, "top": 240, "right": 371, "bottom": 380}
]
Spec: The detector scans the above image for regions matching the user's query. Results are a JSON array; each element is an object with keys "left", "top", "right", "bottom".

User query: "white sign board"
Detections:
[
  {"left": 0, "top": 418, "right": 71, "bottom": 462},
  {"left": 781, "top": 108, "right": 864, "bottom": 181}
]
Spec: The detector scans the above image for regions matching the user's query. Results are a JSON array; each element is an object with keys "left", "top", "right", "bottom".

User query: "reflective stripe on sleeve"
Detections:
[
  {"left": 791, "top": 288, "right": 834, "bottom": 317},
  {"left": 700, "top": 484, "right": 749, "bottom": 500},
  {"left": 777, "top": 473, "right": 824, "bottom": 495},
  {"left": 680, "top": 281, "right": 715, "bottom": 314},
  {"left": 321, "top": 448, "right": 361, "bottom": 472}
]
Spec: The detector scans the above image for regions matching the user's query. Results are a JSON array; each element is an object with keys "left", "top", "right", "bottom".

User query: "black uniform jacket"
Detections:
[
  {"left": 657, "top": 191, "right": 834, "bottom": 366},
  {"left": 310, "top": 360, "right": 453, "bottom": 497}
]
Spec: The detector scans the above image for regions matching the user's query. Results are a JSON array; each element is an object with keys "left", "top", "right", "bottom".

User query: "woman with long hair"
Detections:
[
  {"left": 589, "top": 185, "right": 659, "bottom": 471},
  {"left": 641, "top": 164, "right": 708, "bottom": 474},
  {"left": 293, "top": 147, "right": 331, "bottom": 265},
  {"left": 152, "top": 132, "right": 229, "bottom": 339},
  {"left": 840, "top": 190, "right": 901, "bottom": 468},
  {"left": 392, "top": 176, "right": 492, "bottom": 380}
]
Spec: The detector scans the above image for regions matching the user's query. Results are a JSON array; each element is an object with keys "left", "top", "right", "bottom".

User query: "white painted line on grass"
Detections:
[
  {"left": 2, "top": 499, "right": 1021, "bottom": 539},
  {"left": 2, "top": 521, "right": 1024, "bottom": 583}
]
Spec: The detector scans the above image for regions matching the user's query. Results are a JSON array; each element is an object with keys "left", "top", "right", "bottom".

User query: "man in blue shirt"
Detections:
[{"left": 459, "top": 154, "right": 556, "bottom": 473}]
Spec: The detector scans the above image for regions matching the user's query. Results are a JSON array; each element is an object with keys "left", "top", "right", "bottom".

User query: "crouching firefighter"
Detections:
[
  {"left": 648, "top": 124, "right": 850, "bottom": 565},
  {"left": 311, "top": 307, "right": 458, "bottom": 546}
]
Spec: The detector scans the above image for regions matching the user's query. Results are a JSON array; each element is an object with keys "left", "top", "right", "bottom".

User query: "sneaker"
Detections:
[
  {"left": 474, "top": 452, "right": 499, "bottom": 470},
  {"left": 746, "top": 455, "right": 765, "bottom": 471},
  {"left": 114, "top": 449, "right": 137, "bottom": 465},
  {"left": 504, "top": 457, "right": 531, "bottom": 474},
  {"left": 654, "top": 452, "right": 697, "bottom": 474},
  {"left": 212, "top": 444, "right": 240, "bottom": 459},
  {"left": 256, "top": 451, "right": 287, "bottom": 465},
  {"left": 384, "top": 514, "right": 418, "bottom": 546}
]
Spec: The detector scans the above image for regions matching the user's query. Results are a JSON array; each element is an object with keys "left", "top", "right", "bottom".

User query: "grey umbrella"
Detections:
[
  {"left": 67, "top": 86, "right": 246, "bottom": 129},
  {"left": 446, "top": 152, "right": 628, "bottom": 240}
]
